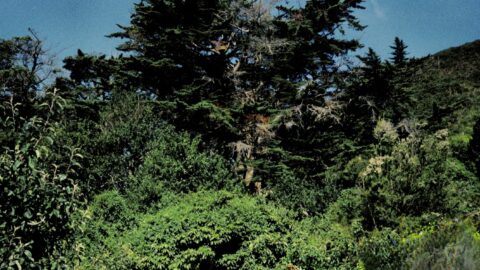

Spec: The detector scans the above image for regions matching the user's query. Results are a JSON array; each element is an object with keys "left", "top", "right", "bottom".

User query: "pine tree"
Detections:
[
  {"left": 390, "top": 37, "right": 408, "bottom": 65},
  {"left": 108, "top": 0, "right": 242, "bottom": 142},
  {"left": 338, "top": 48, "right": 396, "bottom": 144},
  {"left": 356, "top": 47, "right": 390, "bottom": 99},
  {"left": 62, "top": 50, "right": 118, "bottom": 99},
  {"left": 73, "top": 0, "right": 366, "bottom": 198}
]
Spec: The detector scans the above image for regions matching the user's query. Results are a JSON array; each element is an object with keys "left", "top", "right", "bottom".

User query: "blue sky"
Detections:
[
  {"left": 0, "top": 0, "right": 134, "bottom": 59},
  {"left": 0, "top": 0, "right": 479, "bottom": 62},
  {"left": 354, "top": 0, "right": 480, "bottom": 59}
]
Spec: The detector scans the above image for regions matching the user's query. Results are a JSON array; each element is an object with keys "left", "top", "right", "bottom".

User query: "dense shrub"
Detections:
[
  {"left": 75, "top": 92, "right": 166, "bottom": 193},
  {"left": 287, "top": 217, "right": 362, "bottom": 270},
  {"left": 358, "top": 228, "right": 405, "bottom": 270},
  {"left": 356, "top": 126, "right": 479, "bottom": 227},
  {"left": 357, "top": 219, "right": 480, "bottom": 270},
  {"left": 405, "top": 220, "right": 480, "bottom": 270},
  {"left": 127, "top": 126, "right": 236, "bottom": 209},
  {"left": 57, "top": 91, "right": 238, "bottom": 200},
  {"left": 75, "top": 191, "right": 290, "bottom": 269},
  {"left": 0, "top": 89, "right": 84, "bottom": 268},
  {"left": 74, "top": 190, "right": 364, "bottom": 270}
]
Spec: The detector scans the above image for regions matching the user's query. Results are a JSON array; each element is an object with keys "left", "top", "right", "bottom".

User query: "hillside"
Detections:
[{"left": 394, "top": 40, "right": 480, "bottom": 136}]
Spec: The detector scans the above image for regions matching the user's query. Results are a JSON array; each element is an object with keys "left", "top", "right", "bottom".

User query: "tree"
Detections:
[
  {"left": 0, "top": 30, "right": 56, "bottom": 106},
  {"left": 357, "top": 47, "right": 392, "bottom": 102},
  {"left": 67, "top": 0, "right": 366, "bottom": 205},
  {"left": 339, "top": 48, "right": 393, "bottom": 143},
  {"left": 0, "top": 34, "right": 86, "bottom": 268},
  {"left": 390, "top": 36, "right": 408, "bottom": 66},
  {"left": 61, "top": 50, "right": 118, "bottom": 100},
  {"left": 104, "top": 0, "right": 252, "bottom": 157}
]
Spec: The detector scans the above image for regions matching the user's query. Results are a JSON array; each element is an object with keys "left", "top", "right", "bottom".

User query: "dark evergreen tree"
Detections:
[
  {"left": 390, "top": 36, "right": 408, "bottom": 65},
  {"left": 104, "top": 0, "right": 366, "bottom": 197},
  {"left": 339, "top": 48, "right": 394, "bottom": 144},
  {"left": 223, "top": 0, "right": 365, "bottom": 192},
  {"left": 48, "top": 1, "right": 368, "bottom": 214},
  {"left": 356, "top": 48, "right": 392, "bottom": 101},
  {"left": 62, "top": 51, "right": 118, "bottom": 99},
  {"left": 107, "top": 0, "right": 240, "bottom": 144}
]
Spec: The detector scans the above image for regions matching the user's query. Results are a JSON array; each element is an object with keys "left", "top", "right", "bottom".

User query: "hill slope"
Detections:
[{"left": 394, "top": 40, "right": 480, "bottom": 136}]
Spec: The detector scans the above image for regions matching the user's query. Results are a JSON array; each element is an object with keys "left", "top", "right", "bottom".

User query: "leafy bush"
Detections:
[
  {"left": 358, "top": 228, "right": 405, "bottom": 270},
  {"left": 87, "top": 191, "right": 135, "bottom": 229},
  {"left": 127, "top": 126, "right": 236, "bottom": 208},
  {"left": 78, "top": 92, "right": 165, "bottom": 192},
  {"left": 287, "top": 217, "right": 362, "bottom": 270},
  {"left": 325, "top": 188, "right": 368, "bottom": 226},
  {"left": 357, "top": 219, "right": 480, "bottom": 270},
  {"left": 74, "top": 190, "right": 364, "bottom": 270},
  {"left": 264, "top": 164, "right": 324, "bottom": 216},
  {"left": 0, "top": 88, "right": 84, "bottom": 268},
  {"left": 57, "top": 91, "right": 237, "bottom": 200},
  {"left": 75, "top": 191, "right": 291, "bottom": 269},
  {"left": 357, "top": 128, "right": 479, "bottom": 227},
  {"left": 405, "top": 220, "right": 480, "bottom": 270}
]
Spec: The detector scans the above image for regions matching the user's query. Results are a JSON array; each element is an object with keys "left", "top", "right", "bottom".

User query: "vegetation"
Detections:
[{"left": 1, "top": 0, "right": 480, "bottom": 269}]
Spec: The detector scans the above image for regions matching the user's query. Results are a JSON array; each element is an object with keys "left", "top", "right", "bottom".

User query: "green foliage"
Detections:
[
  {"left": 104, "top": 0, "right": 367, "bottom": 197},
  {"left": 387, "top": 40, "right": 480, "bottom": 127},
  {"left": 52, "top": 89, "right": 237, "bottom": 202},
  {"left": 51, "top": 91, "right": 183, "bottom": 194},
  {"left": 88, "top": 191, "right": 135, "bottom": 229},
  {"left": 469, "top": 117, "right": 480, "bottom": 177},
  {"left": 3, "top": 2, "right": 480, "bottom": 269},
  {"left": 62, "top": 50, "right": 120, "bottom": 99},
  {"left": 85, "top": 92, "right": 162, "bottom": 191},
  {"left": 75, "top": 190, "right": 365, "bottom": 270},
  {"left": 264, "top": 165, "right": 324, "bottom": 216},
  {"left": 358, "top": 228, "right": 406, "bottom": 270},
  {"left": 390, "top": 37, "right": 409, "bottom": 66},
  {"left": 357, "top": 127, "right": 479, "bottom": 227},
  {"left": 405, "top": 220, "right": 480, "bottom": 270},
  {"left": 0, "top": 88, "right": 83, "bottom": 268},
  {"left": 357, "top": 219, "right": 480, "bottom": 270},
  {"left": 75, "top": 191, "right": 289, "bottom": 269},
  {"left": 325, "top": 188, "right": 368, "bottom": 226},
  {"left": 0, "top": 34, "right": 53, "bottom": 105},
  {"left": 128, "top": 125, "right": 236, "bottom": 208},
  {"left": 287, "top": 217, "right": 362, "bottom": 270}
]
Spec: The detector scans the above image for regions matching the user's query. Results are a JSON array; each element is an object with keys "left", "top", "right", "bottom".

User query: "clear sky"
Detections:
[
  {"left": 355, "top": 0, "right": 480, "bottom": 59},
  {"left": 0, "top": 0, "right": 479, "bottom": 62},
  {"left": 0, "top": 0, "right": 135, "bottom": 60}
]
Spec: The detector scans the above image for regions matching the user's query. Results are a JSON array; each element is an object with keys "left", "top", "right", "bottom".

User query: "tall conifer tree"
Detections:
[
  {"left": 94, "top": 0, "right": 366, "bottom": 193},
  {"left": 390, "top": 36, "right": 408, "bottom": 65}
]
